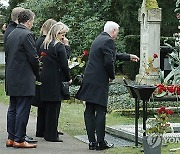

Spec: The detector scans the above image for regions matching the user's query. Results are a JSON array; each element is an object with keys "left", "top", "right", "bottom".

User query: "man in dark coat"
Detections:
[
  {"left": 3, "top": 7, "right": 24, "bottom": 46},
  {"left": 76, "top": 21, "right": 139, "bottom": 150},
  {"left": 5, "top": 9, "right": 39, "bottom": 148},
  {"left": 3, "top": 7, "right": 37, "bottom": 144}
]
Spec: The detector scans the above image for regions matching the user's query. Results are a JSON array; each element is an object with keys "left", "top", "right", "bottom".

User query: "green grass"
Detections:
[
  {"left": 1, "top": 80, "right": 180, "bottom": 153},
  {"left": 0, "top": 80, "right": 9, "bottom": 104},
  {"left": 58, "top": 102, "right": 180, "bottom": 154},
  {"left": 58, "top": 103, "right": 86, "bottom": 136}
]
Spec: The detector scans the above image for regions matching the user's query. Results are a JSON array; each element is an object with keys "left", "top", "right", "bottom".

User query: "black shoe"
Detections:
[
  {"left": 89, "top": 142, "right": 97, "bottom": 150},
  {"left": 25, "top": 135, "right": 38, "bottom": 143},
  {"left": 57, "top": 131, "right": 64, "bottom": 135},
  {"left": 55, "top": 138, "right": 63, "bottom": 142},
  {"left": 36, "top": 134, "right": 44, "bottom": 137},
  {"left": 96, "top": 140, "right": 114, "bottom": 150},
  {"left": 45, "top": 137, "right": 63, "bottom": 142}
]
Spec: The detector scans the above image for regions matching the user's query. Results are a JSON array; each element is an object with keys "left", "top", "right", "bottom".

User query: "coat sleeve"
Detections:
[
  {"left": 65, "top": 45, "right": 71, "bottom": 59},
  {"left": 116, "top": 53, "right": 130, "bottom": 61},
  {"left": 23, "top": 33, "right": 39, "bottom": 78},
  {"left": 102, "top": 39, "right": 116, "bottom": 80},
  {"left": 56, "top": 44, "right": 71, "bottom": 82}
]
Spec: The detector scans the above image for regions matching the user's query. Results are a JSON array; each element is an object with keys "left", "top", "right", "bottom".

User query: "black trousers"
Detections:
[
  {"left": 36, "top": 106, "right": 46, "bottom": 137},
  {"left": 84, "top": 102, "right": 107, "bottom": 143},
  {"left": 43, "top": 101, "right": 61, "bottom": 141},
  {"left": 36, "top": 104, "right": 61, "bottom": 137},
  {"left": 7, "top": 96, "right": 32, "bottom": 142}
]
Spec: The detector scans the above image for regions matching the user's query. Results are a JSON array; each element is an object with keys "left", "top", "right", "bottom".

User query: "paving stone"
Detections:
[{"left": 75, "top": 133, "right": 134, "bottom": 147}]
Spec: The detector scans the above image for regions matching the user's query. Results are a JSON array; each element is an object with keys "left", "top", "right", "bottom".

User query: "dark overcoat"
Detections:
[
  {"left": 36, "top": 35, "right": 46, "bottom": 55},
  {"left": 76, "top": 32, "right": 130, "bottom": 107},
  {"left": 5, "top": 24, "right": 39, "bottom": 96},
  {"left": 3, "top": 21, "right": 17, "bottom": 46},
  {"left": 39, "top": 41, "right": 71, "bottom": 101}
]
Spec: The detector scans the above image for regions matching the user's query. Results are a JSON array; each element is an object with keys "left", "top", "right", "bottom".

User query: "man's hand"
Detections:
[{"left": 130, "top": 54, "right": 139, "bottom": 62}]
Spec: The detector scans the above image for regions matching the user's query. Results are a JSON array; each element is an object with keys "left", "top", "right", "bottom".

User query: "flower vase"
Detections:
[
  {"left": 143, "top": 136, "right": 162, "bottom": 154},
  {"left": 133, "top": 85, "right": 156, "bottom": 100}
]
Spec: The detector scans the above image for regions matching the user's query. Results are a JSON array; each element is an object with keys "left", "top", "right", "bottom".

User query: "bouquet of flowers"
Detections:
[{"left": 146, "top": 106, "right": 174, "bottom": 136}]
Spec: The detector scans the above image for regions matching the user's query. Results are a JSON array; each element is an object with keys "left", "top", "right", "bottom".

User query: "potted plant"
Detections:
[{"left": 143, "top": 106, "right": 174, "bottom": 154}]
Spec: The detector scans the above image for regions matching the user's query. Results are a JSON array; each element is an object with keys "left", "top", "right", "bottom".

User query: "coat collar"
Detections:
[
  {"left": 101, "top": 32, "right": 112, "bottom": 38},
  {"left": 16, "top": 24, "right": 29, "bottom": 30},
  {"left": 8, "top": 21, "right": 18, "bottom": 27}
]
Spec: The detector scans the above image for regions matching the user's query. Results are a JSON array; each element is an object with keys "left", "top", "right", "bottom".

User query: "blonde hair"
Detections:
[
  {"left": 11, "top": 7, "right": 25, "bottom": 22},
  {"left": 43, "top": 22, "right": 69, "bottom": 49},
  {"left": 40, "top": 19, "right": 57, "bottom": 35}
]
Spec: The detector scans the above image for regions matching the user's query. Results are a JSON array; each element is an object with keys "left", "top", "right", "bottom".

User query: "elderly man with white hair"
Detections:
[{"left": 76, "top": 21, "right": 139, "bottom": 150}]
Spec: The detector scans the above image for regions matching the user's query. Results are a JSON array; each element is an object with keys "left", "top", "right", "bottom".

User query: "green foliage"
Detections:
[
  {"left": 20, "top": 0, "right": 64, "bottom": 37},
  {"left": 3, "top": 0, "right": 178, "bottom": 80},
  {"left": 159, "top": 0, "right": 178, "bottom": 36},
  {"left": 146, "top": 107, "right": 173, "bottom": 135},
  {"left": 0, "top": 80, "right": 9, "bottom": 104},
  {"left": 122, "top": 35, "right": 140, "bottom": 80},
  {"left": 69, "top": 85, "right": 80, "bottom": 97},
  {"left": 146, "top": 0, "right": 159, "bottom": 10}
]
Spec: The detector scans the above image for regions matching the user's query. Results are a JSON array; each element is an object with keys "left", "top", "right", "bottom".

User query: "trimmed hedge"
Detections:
[{"left": 122, "top": 35, "right": 140, "bottom": 80}]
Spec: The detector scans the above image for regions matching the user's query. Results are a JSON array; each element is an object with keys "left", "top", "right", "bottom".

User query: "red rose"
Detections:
[
  {"left": 164, "top": 109, "right": 170, "bottom": 114},
  {"left": 157, "top": 109, "right": 162, "bottom": 114},
  {"left": 153, "top": 53, "right": 158, "bottom": 59},
  {"left": 158, "top": 88, "right": 163, "bottom": 94},
  {"left": 40, "top": 51, "right": 47, "bottom": 57},
  {"left": 176, "top": 86, "right": 180, "bottom": 95},
  {"left": 83, "top": 50, "right": 89, "bottom": 57},
  {"left": 157, "top": 84, "right": 166, "bottom": 94},
  {"left": 160, "top": 106, "right": 165, "bottom": 111},
  {"left": 167, "top": 85, "right": 175, "bottom": 93},
  {"left": 168, "top": 110, "right": 174, "bottom": 115},
  {"left": 157, "top": 106, "right": 166, "bottom": 114}
]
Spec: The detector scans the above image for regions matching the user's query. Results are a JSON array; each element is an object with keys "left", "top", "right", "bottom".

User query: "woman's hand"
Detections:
[{"left": 62, "top": 36, "right": 69, "bottom": 46}]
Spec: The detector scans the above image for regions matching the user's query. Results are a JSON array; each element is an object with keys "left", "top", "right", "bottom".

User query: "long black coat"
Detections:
[
  {"left": 39, "top": 41, "right": 71, "bottom": 101},
  {"left": 5, "top": 24, "right": 39, "bottom": 96},
  {"left": 36, "top": 35, "right": 46, "bottom": 55},
  {"left": 76, "top": 32, "right": 130, "bottom": 107},
  {"left": 3, "top": 21, "right": 17, "bottom": 46}
]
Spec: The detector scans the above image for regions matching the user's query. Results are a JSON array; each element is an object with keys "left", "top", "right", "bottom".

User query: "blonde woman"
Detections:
[
  {"left": 31, "top": 19, "right": 57, "bottom": 138},
  {"left": 36, "top": 19, "right": 57, "bottom": 54},
  {"left": 39, "top": 22, "right": 72, "bottom": 142}
]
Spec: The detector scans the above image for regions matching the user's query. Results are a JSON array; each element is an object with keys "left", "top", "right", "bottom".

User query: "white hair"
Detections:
[{"left": 104, "top": 21, "right": 120, "bottom": 33}]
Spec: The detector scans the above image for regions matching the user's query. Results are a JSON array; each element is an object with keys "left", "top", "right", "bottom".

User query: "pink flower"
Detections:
[
  {"left": 83, "top": 50, "right": 89, "bottom": 57},
  {"left": 40, "top": 51, "right": 47, "bottom": 57}
]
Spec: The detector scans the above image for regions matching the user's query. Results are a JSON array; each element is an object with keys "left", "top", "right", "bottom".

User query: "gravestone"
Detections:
[{"left": 136, "top": 0, "right": 161, "bottom": 85}]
